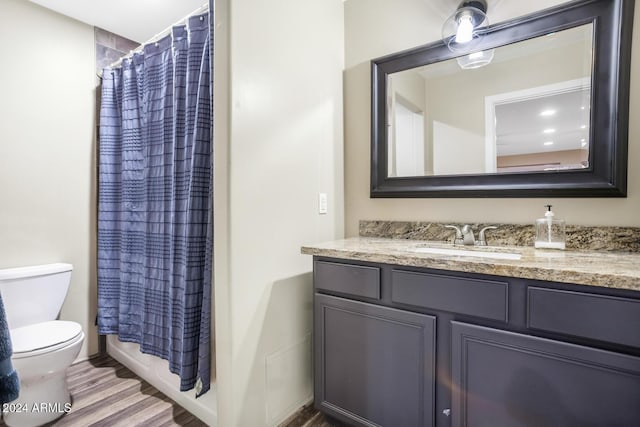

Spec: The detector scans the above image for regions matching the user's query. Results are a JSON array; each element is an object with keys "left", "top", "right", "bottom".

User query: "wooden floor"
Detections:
[
  {"left": 0, "top": 354, "right": 207, "bottom": 427},
  {"left": 0, "top": 353, "right": 341, "bottom": 427},
  {"left": 280, "top": 405, "right": 341, "bottom": 427}
]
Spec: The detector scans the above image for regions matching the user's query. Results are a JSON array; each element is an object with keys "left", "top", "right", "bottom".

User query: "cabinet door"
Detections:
[
  {"left": 451, "top": 322, "right": 640, "bottom": 427},
  {"left": 315, "top": 294, "right": 436, "bottom": 427}
]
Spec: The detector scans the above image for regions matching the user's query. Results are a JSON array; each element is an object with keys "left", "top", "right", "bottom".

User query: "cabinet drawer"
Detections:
[
  {"left": 528, "top": 287, "right": 640, "bottom": 348},
  {"left": 314, "top": 261, "right": 380, "bottom": 299},
  {"left": 391, "top": 270, "right": 508, "bottom": 322}
]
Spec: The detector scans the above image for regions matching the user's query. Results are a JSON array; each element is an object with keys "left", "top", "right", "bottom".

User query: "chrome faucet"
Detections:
[
  {"left": 477, "top": 225, "right": 497, "bottom": 246},
  {"left": 461, "top": 225, "right": 475, "bottom": 245},
  {"left": 444, "top": 225, "right": 464, "bottom": 245},
  {"left": 445, "top": 225, "right": 498, "bottom": 246}
]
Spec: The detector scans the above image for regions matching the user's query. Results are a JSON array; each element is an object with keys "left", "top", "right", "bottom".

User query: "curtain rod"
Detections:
[{"left": 106, "top": 2, "right": 209, "bottom": 70}]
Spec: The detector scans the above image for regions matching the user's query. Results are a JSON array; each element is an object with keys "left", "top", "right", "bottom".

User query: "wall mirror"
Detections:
[{"left": 371, "top": 0, "right": 634, "bottom": 197}]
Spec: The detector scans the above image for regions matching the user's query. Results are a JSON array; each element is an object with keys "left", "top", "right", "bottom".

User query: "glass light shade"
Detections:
[
  {"left": 442, "top": 5, "right": 489, "bottom": 52},
  {"left": 456, "top": 49, "right": 494, "bottom": 69}
]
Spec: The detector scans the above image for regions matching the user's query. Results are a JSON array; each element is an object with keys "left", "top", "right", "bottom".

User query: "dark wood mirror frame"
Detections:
[{"left": 371, "top": 0, "right": 634, "bottom": 198}]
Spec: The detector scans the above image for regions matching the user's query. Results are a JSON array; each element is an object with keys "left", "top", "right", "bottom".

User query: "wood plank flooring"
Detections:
[
  {"left": 0, "top": 353, "right": 342, "bottom": 427},
  {"left": 0, "top": 354, "right": 207, "bottom": 427},
  {"left": 279, "top": 405, "right": 341, "bottom": 427}
]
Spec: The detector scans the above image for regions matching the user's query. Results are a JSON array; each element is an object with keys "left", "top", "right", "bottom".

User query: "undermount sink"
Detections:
[{"left": 410, "top": 245, "right": 522, "bottom": 260}]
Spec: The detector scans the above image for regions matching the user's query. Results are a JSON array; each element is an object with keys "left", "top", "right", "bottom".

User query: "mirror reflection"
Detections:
[{"left": 387, "top": 23, "right": 593, "bottom": 178}]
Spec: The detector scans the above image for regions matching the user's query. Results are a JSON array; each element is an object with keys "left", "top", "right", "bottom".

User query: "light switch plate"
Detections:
[{"left": 318, "top": 193, "right": 328, "bottom": 214}]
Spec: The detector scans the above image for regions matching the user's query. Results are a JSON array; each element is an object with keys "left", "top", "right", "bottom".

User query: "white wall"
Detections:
[
  {"left": 433, "top": 121, "right": 484, "bottom": 175},
  {"left": 214, "top": 0, "right": 345, "bottom": 425},
  {"left": 344, "top": 0, "right": 640, "bottom": 235},
  {"left": 0, "top": 0, "right": 98, "bottom": 359}
]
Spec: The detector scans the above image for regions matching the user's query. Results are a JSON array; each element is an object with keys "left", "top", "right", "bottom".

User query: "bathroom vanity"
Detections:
[{"left": 302, "top": 238, "right": 640, "bottom": 427}]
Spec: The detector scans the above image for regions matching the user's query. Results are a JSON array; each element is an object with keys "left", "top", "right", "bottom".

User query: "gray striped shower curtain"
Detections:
[{"left": 97, "top": 13, "right": 211, "bottom": 396}]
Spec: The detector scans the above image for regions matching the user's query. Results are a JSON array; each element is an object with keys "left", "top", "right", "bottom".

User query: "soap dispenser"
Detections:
[{"left": 535, "top": 205, "right": 566, "bottom": 249}]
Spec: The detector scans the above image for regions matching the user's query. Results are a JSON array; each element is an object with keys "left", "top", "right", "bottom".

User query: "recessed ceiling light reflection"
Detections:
[
  {"left": 543, "top": 128, "right": 556, "bottom": 134},
  {"left": 580, "top": 125, "right": 587, "bottom": 129},
  {"left": 540, "top": 109, "right": 556, "bottom": 117},
  {"left": 581, "top": 141, "right": 588, "bottom": 148},
  {"left": 543, "top": 141, "right": 554, "bottom": 146}
]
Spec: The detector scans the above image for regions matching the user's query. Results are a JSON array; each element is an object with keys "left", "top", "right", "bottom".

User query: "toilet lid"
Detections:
[{"left": 10, "top": 320, "right": 83, "bottom": 354}]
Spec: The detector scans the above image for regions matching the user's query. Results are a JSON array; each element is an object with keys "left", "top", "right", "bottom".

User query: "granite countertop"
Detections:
[{"left": 301, "top": 237, "right": 640, "bottom": 292}]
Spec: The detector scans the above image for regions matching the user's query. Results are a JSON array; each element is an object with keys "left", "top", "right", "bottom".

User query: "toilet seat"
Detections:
[{"left": 10, "top": 320, "right": 83, "bottom": 359}]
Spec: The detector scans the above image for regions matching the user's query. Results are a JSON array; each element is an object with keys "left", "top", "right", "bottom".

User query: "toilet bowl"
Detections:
[{"left": 0, "top": 264, "right": 85, "bottom": 427}]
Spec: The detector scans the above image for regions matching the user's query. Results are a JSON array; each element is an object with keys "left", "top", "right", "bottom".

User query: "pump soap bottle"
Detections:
[{"left": 535, "top": 205, "right": 566, "bottom": 250}]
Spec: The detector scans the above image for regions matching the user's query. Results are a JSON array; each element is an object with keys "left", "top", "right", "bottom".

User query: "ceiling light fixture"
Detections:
[
  {"left": 456, "top": 49, "right": 495, "bottom": 69},
  {"left": 442, "top": 0, "right": 489, "bottom": 53},
  {"left": 544, "top": 141, "right": 554, "bottom": 146},
  {"left": 543, "top": 128, "right": 556, "bottom": 134},
  {"left": 540, "top": 109, "right": 556, "bottom": 117}
]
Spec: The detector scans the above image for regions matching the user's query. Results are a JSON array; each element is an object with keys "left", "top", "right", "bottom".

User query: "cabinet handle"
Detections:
[{"left": 442, "top": 409, "right": 451, "bottom": 417}]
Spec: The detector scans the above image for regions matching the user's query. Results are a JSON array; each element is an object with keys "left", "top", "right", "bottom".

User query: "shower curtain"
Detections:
[{"left": 97, "top": 13, "right": 211, "bottom": 396}]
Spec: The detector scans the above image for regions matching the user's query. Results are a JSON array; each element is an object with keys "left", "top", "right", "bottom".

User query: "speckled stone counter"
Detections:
[
  {"left": 359, "top": 220, "right": 640, "bottom": 252},
  {"left": 301, "top": 237, "right": 640, "bottom": 292}
]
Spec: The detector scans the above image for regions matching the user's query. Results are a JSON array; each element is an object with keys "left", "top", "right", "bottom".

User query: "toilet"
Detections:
[{"left": 0, "top": 263, "right": 84, "bottom": 427}]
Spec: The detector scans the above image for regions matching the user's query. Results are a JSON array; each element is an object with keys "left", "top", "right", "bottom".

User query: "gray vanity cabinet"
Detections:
[
  {"left": 314, "top": 293, "right": 436, "bottom": 427},
  {"left": 451, "top": 322, "right": 640, "bottom": 427},
  {"left": 312, "top": 258, "right": 640, "bottom": 427}
]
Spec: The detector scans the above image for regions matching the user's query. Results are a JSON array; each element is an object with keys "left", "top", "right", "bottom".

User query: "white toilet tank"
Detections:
[{"left": 0, "top": 263, "right": 73, "bottom": 329}]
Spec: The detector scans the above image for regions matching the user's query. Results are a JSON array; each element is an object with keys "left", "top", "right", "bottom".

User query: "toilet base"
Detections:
[{"left": 3, "top": 369, "right": 72, "bottom": 427}]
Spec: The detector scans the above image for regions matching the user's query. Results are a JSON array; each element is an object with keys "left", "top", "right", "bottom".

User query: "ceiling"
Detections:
[
  {"left": 495, "top": 88, "right": 591, "bottom": 156},
  {"left": 26, "top": 0, "right": 206, "bottom": 43}
]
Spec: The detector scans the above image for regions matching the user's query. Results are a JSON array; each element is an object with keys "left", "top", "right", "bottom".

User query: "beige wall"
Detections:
[
  {"left": 344, "top": 0, "right": 640, "bottom": 234},
  {"left": 391, "top": 70, "right": 426, "bottom": 112},
  {"left": 214, "top": 0, "right": 344, "bottom": 425},
  {"left": 0, "top": 0, "right": 97, "bottom": 359}
]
